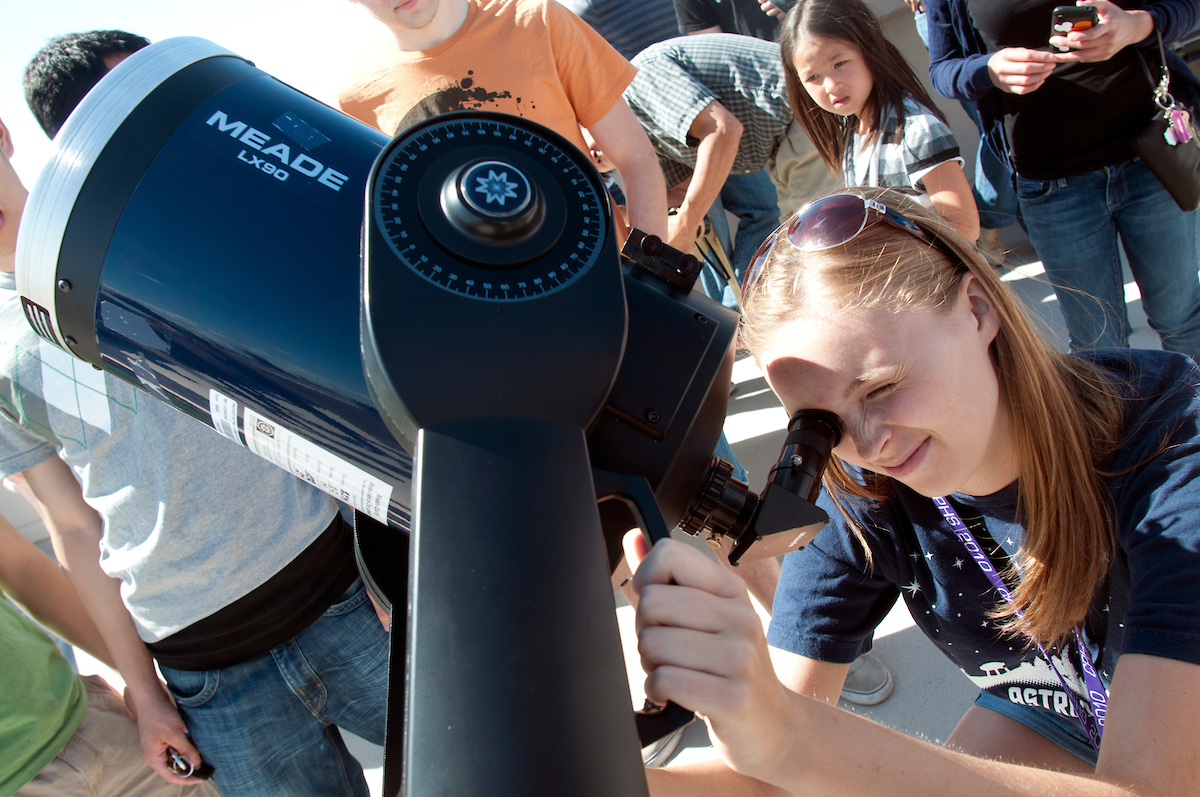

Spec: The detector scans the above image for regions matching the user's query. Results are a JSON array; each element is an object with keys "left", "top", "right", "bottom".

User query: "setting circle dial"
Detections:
[{"left": 371, "top": 115, "right": 609, "bottom": 302}]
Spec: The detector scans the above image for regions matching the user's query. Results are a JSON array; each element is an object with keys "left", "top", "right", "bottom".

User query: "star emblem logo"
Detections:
[
  {"left": 474, "top": 169, "right": 519, "bottom": 206},
  {"left": 902, "top": 580, "right": 921, "bottom": 597}
]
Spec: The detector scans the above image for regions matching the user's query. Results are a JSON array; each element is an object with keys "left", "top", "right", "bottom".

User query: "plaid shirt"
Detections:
[{"left": 625, "top": 34, "right": 791, "bottom": 187}]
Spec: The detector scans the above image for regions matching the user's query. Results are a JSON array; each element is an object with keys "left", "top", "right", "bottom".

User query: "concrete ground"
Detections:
[{"left": 1, "top": 224, "right": 1162, "bottom": 794}]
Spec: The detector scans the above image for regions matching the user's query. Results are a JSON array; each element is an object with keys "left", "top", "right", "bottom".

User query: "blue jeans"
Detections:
[
  {"left": 960, "top": 99, "right": 1020, "bottom": 230},
  {"left": 699, "top": 169, "right": 781, "bottom": 308},
  {"left": 713, "top": 431, "right": 749, "bottom": 482},
  {"left": 160, "top": 578, "right": 389, "bottom": 797},
  {"left": 1016, "top": 158, "right": 1200, "bottom": 357},
  {"left": 914, "top": 10, "right": 1018, "bottom": 231}
]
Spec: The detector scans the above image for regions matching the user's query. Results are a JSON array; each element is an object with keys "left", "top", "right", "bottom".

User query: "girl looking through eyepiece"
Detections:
[{"left": 627, "top": 187, "right": 1200, "bottom": 796}]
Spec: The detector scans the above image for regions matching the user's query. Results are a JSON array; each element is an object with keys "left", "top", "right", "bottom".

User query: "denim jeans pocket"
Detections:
[
  {"left": 323, "top": 576, "right": 367, "bottom": 617},
  {"left": 163, "top": 667, "right": 220, "bottom": 708},
  {"left": 1015, "top": 175, "right": 1057, "bottom": 204}
]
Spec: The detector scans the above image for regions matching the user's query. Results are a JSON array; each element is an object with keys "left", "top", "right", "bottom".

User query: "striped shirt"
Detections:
[
  {"left": 625, "top": 34, "right": 792, "bottom": 187},
  {"left": 843, "top": 95, "right": 962, "bottom": 198}
]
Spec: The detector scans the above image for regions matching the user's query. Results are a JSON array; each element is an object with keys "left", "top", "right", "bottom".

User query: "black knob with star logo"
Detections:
[{"left": 442, "top": 159, "right": 544, "bottom": 244}]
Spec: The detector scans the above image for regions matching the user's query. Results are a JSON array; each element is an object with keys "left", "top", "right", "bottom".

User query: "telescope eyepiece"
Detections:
[{"left": 770, "top": 410, "right": 841, "bottom": 505}]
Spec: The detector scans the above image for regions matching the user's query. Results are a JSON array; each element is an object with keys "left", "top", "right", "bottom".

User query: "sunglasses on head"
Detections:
[{"left": 741, "top": 193, "right": 951, "bottom": 298}]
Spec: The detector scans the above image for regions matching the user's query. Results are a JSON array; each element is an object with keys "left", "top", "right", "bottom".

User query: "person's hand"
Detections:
[
  {"left": 986, "top": 47, "right": 1062, "bottom": 94},
  {"left": 761, "top": 1, "right": 788, "bottom": 19},
  {"left": 623, "top": 532, "right": 799, "bottom": 783},
  {"left": 129, "top": 681, "right": 208, "bottom": 785},
  {"left": 904, "top": 0, "right": 924, "bottom": 12},
  {"left": 666, "top": 210, "right": 703, "bottom": 254},
  {"left": 1049, "top": 1, "right": 1156, "bottom": 63},
  {"left": 367, "top": 591, "right": 391, "bottom": 632}
]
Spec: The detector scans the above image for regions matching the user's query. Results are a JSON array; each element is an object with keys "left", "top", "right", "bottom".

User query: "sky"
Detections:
[{"left": 3, "top": 0, "right": 381, "bottom": 187}]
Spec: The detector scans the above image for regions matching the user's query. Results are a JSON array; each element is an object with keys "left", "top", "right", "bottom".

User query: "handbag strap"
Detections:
[{"left": 1135, "top": 29, "right": 1174, "bottom": 110}]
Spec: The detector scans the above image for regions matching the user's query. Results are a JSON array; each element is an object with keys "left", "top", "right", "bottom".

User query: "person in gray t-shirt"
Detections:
[{"left": 5, "top": 33, "right": 391, "bottom": 797}]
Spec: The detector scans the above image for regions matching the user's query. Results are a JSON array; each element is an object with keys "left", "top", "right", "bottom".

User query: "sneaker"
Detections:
[
  {"left": 978, "top": 227, "right": 1006, "bottom": 266},
  {"left": 840, "top": 651, "right": 894, "bottom": 706},
  {"left": 641, "top": 721, "right": 689, "bottom": 768}
]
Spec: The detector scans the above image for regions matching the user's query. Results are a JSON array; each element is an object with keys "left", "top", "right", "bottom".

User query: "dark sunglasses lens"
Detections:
[
  {"left": 742, "top": 226, "right": 782, "bottom": 294},
  {"left": 786, "top": 194, "right": 868, "bottom": 252}
]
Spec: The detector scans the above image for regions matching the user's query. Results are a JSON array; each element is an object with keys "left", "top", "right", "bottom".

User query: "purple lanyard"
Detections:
[{"left": 932, "top": 497, "right": 1108, "bottom": 750}]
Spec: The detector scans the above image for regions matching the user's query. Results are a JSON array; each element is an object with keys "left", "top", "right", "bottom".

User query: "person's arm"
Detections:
[
  {"left": 22, "top": 456, "right": 205, "bottom": 786},
  {"left": 666, "top": 100, "right": 742, "bottom": 253},
  {"left": 1142, "top": 0, "right": 1200, "bottom": 46},
  {"left": 926, "top": 0, "right": 996, "bottom": 100},
  {"left": 927, "top": 0, "right": 1064, "bottom": 96},
  {"left": 724, "top": 555, "right": 781, "bottom": 612},
  {"left": 631, "top": 537, "right": 1200, "bottom": 797},
  {"left": 901, "top": 103, "right": 979, "bottom": 240},
  {"left": 0, "top": 494, "right": 114, "bottom": 666},
  {"left": 761, "top": 2, "right": 790, "bottom": 20},
  {"left": 588, "top": 98, "right": 669, "bottom": 240},
  {"left": 675, "top": 0, "right": 721, "bottom": 35},
  {"left": 921, "top": 159, "right": 980, "bottom": 241}
]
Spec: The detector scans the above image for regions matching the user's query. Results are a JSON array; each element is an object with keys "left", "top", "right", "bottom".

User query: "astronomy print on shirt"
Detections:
[
  {"left": 960, "top": 639, "right": 1099, "bottom": 723},
  {"left": 893, "top": 534, "right": 1111, "bottom": 732}
]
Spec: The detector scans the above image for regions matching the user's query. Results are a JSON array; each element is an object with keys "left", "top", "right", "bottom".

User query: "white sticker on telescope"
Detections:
[
  {"left": 209, "top": 390, "right": 243, "bottom": 445},
  {"left": 243, "top": 408, "right": 393, "bottom": 523}
]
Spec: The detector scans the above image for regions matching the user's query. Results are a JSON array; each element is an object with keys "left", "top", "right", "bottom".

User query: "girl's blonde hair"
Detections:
[
  {"left": 779, "top": 0, "right": 948, "bottom": 174},
  {"left": 741, "top": 187, "right": 1125, "bottom": 646}
]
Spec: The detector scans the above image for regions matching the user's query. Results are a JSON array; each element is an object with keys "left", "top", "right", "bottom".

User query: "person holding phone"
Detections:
[
  {"left": 925, "top": 0, "right": 1200, "bottom": 361},
  {"left": 626, "top": 187, "right": 1200, "bottom": 796}
]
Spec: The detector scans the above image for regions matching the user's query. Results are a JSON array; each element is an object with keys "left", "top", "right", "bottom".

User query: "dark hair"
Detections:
[
  {"left": 24, "top": 30, "right": 151, "bottom": 138},
  {"left": 780, "top": 0, "right": 945, "bottom": 173}
]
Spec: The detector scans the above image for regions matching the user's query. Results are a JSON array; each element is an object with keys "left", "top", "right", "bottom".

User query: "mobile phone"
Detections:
[{"left": 1051, "top": 5, "right": 1100, "bottom": 36}]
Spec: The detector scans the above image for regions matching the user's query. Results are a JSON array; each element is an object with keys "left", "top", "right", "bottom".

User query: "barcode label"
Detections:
[
  {"left": 209, "top": 390, "right": 243, "bottom": 445},
  {"left": 243, "top": 407, "right": 393, "bottom": 523}
]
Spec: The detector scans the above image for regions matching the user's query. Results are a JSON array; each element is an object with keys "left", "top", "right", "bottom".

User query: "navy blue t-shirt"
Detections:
[{"left": 769, "top": 348, "right": 1200, "bottom": 732}]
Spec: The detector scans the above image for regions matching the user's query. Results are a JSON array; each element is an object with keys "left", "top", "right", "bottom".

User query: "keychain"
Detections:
[
  {"left": 1155, "top": 69, "right": 1196, "bottom": 146},
  {"left": 1166, "top": 107, "right": 1194, "bottom": 146},
  {"left": 166, "top": 746, "right": 216, "bottom": 780}
]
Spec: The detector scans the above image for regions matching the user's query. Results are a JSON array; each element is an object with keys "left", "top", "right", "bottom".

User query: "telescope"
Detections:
[{"left": 17, "top": 38, "right": 835, "bottom": 796}]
